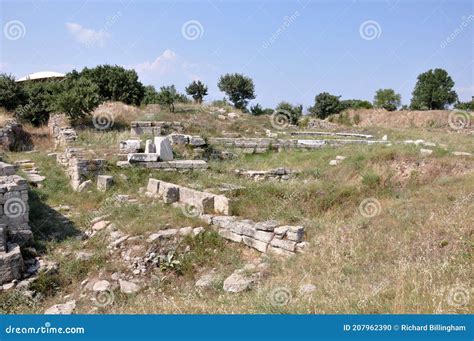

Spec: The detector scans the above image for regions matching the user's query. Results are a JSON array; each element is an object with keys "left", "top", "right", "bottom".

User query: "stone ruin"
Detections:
[
  {"left": 56, "top": 148, "right": 106, "bottom": 191},
  {"left": 205, "top": 215, "right": 307, "bottom": 256},
  {"left": 146, "top": 178, "right": 229, "bottom": 215},
  {"left": 48, "top": 113, "right": 78, "bottom": 149},
  {"left": 0, "top": 119, "right": 33, "bottom": 152},
  {"left": 118, "top": 134, "right": 209, "bottom": 171},
  {"left": 0, "top": 162, "right": 33, "bottom": 285},
  {"left": 130, "top": 121, "right": 184, "bottom": 137},
  {"left": 235, "top": 167, "right": 297, "bottom": 181},
  {"left": 48, "top": 114, "right": 107, "bottom": 191}
]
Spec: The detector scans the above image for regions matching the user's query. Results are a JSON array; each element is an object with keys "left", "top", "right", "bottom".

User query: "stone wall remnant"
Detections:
[
  {"left": 130, "top": 121, "right": 184, "bottom": 137},
  {"left": 0, "top": 120, "right": 33, "bottom": 152},
  {"left": 48, "top": 114, "right": 77, "bottom": 149}
]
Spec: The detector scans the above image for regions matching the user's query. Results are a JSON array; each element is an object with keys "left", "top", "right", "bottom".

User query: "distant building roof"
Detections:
[{"left": 16, "top": 71, "right": 65, "bottom": 82}]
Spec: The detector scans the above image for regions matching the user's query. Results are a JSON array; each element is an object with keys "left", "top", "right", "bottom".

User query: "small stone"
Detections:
[
  {"left": 77, "top": 180, "right": 93, "bottom": 192},
  {"left": 92, "top": 280, "right": 110, "bottom": 292},
  {"left": 329, "top": 160, "right": 339, "bottom": 166},
  {"left": 335, "top": 155, "right": 346, "bottom": 161},
  {"left": 119, "top": 279, "right": 140, "bottom": 294},
  {"left": 76, "top": 251, "right": 93, "bottom": 261},
  {"left": 420, "top": 148, "right": 433, "bottom": 156},
  {"left": 299, "top": 283, "right": 316, "bottom": 294},
  {"left": 195, "top": 270, "right": 217, "bottom": 288},
  {"left": 223, "top": 272, "right": 256, "bottom": 293},
  {"left": 382, "top": 135, "right": 388, "bottom": 141},
  {"left": 45, "top": 300, "right": 76, "bottom": 315},
  {"left": 192, "top": 227, "right": 205, "bottom": 236},
  {"left": 97, "top": 175, "right": 113, "bottom": 191},
  {"left": 92, "top": 220, "right": 110, "bottom": 231}
]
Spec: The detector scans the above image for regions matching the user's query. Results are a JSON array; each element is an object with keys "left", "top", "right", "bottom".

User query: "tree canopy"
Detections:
[
  {"left": 217, "top": 73, "right": 255, "bottom": 110},
  {"left": 410, "top": 69, "right": 458, "bottom": 110}
]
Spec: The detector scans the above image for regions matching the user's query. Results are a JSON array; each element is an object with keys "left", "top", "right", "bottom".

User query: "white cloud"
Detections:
[
  {"left": 134, "top": 49, "right": 179, "bottom": 74},
  {"left": 66, "top": 22, "right": 111, "bottom": 48}
]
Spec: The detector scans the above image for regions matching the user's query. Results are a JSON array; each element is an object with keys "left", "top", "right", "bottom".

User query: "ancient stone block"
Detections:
[
  {"left": 154, "top": 137, "right": 174, "bottom": 161},
  {"left": 0, "top": 244, "right": 24, "bottom": 285},
  {"left": 178, "top": 186, "right": 214, "bottom": 214},
  {"left": 218, "top": 228, "right": 242, "bottom": 243},
  {"left": 286, "top": 225, "right": 304, "bottom": 242},
  {"left": 270, "top": 238, "right": 296, "bottom": 252},
  {"left": 255, "top": 220, "right": 278, "bottom": 232},
  {"left": 147, "top": 178, "right": 160, "bottom": 194},
  {"left": 214, "top": 195, "right": 229, "bottom": 215},
  {"left": 242, "top": 236, "right": 268, "bottom": 253},
  {"left": 128, "top": 153, "right": 160, "bottom": 162},
  {"left": 97, "top": 175, "right": 113, "bottom": 192},
  {"left": 145, "top": 139, "right": 156, "bottom": 153},
  {"left": 119, "top": 140, "right": 141, "bottom": 153}
]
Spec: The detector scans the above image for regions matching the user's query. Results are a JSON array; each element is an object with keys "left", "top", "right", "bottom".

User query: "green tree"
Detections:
[
  {"left": 454, "top": 99, "right": 474, "bottom": 111},
  {"left": 217, "top": 73, "right": 255, "bottom": 110},
  {"left": 185, "top": 80, "right": 208, "bottom": 104},
  {"left": 373, "top": 89, "right": 401, "bottom": 111},
  {"left": 79, "top": 65, "right": 145, "bottom": 105},
  {"left": 0, "top": 74, "right": 27, "bottom": 111},
  {"left": 52, "top": 74, "right": 101, "bottom": 121},
  {"left": 274, "top": 101, "right": 302, "bottom": 125},
  {"left": 141, "top": 85, "right": 161, "bottom": 105},
  {"left": 157, "top": 85, "right": 179, "bottom": 112},
  {"left": 308, "top": 92, "right": 342, "bottom": 119},
  {"left": 410, "top": 68, "right": 458, "bottom": 110},
  {"left": 15, "top": 81, "right": 61, "bottom": 125}
]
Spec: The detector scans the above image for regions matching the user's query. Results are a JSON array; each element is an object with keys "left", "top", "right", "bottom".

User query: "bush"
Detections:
[
  {"left": 250, "top": 103, "right": 273, "bottom": 116},
  {"left": 78, "top": 65, "right": 145, "bottom": 105},
  {"left": 52, "top": 74, "right": 101, "bottom": 121},
  {"left": 15, "top": 81, "right": 58, "bottom": 125},
  {"left": 455, "top": 100, "right": 474, "bottom": 111},
  {"left": 340, "top": 99, "right": 373, "bottom": 110},
  {"left": 0, "top": 73, "right": 27, "bottom": 111},
  {"left": 217, "top": 73, "right": 256, "bottom": 110},
  {"left": 141, "top": 85, "right": 161, "bottom": 105},
  {"left": 308, "top": 92, "right": 343, "bottom": 119},
  {"left": 274, "top": 101, "right": 302, "bottom": 125},
  {"left": 374, "top": 89, "right": 401, "bottom": 111}
]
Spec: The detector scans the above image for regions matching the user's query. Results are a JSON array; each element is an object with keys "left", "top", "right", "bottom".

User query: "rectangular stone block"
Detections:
[
  {"left": 214, "top": 195, "right": 229, "bottom": 215},
  {"left": 286, "top": 226, "right": 304, "bottom": 242},
  {"left": 270, "top": 238, "right": 296, "bottom": 252},
  {"left": 212, "top": 216, "right": 236, "bottom": 229},
  {"left": 158, "top": 181, "right": 180, "bottom": 204},
  {"left": 0, "top": 244, "right": 24, "bottom": 285},
  {"left": 119, "top": 140, "right": 141, "bottom": 153},
  {"left": 154, "top": 137, "right": 174, "bottom": 161},
  {"left": 218, "top": 228, "right": 242, "bottom": 243},
  {"left": 97, "top": 175, "right": 113, "bottom": 192},
  {"left": 242, "top": 236, "right": 268, "bottom": 253},
  {"left": 255, "top": 220, "right": 278, "bottom": 232},
  {"left": 147, "top": 178, "right": 160, "bottom": 194},
  {"left": 178, "top": 186, "right": 214, "bottom": 214},
  {"left": 128, "top": 153, "right": 160, "bottom": 163}
]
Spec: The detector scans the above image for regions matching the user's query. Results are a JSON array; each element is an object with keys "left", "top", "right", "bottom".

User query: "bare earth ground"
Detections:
[{"left": 0, "top": 103, "right": 472, "bottom": 314}]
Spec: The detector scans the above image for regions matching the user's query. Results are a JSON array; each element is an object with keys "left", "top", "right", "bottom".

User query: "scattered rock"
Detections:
[
  {"left": 299, "top": 283, "right": 316, "bottom": 294},
  {"left": 75, "top": 251, "right": 93, "bottom": 261},
  {"left": 45, "top": 300, "right": 76, "bottom": 315},
  {"left": 77, "top": 180, "right": 93, "bottom": 192},
  {"left": 420, "top": 148, "right": 433, "bottom": 156},
  {"left": 223, "top": 272, "right": 257, "bottom": 293},
  {"left": 119, "top": 279, "right": 140, "bottom": 294},
  {"left": 92, "top": 280, "right": 111, "bottom": 292},
  {"left": 195, "top": 270, "right": 217, "bottom": 288}
]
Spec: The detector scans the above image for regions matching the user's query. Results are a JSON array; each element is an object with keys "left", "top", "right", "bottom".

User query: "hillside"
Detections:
[{"left": 0, "top": 103, "right": 472, "bottom": 315}]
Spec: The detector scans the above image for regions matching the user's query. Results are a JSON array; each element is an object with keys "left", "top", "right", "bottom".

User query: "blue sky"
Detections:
[{"left": 0, "top": 0, "right": 472, "bottom": 109}]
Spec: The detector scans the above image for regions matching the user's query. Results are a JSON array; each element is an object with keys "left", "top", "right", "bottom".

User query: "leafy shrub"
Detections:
[
  {"left": 275, "top": 101, "right": 302, "bottom": 125},
  {"left": 0, "top": 73, "right": 27, "bottom": 111},
  {"left": 308, "top": 92, "right": 343, "bottom": 119},
  {"left": 15, "top": 81, "right": 59, "bottom": 125},
  {"left": 410, "top": 68, "right": 458, "bottom": 110},
  {"left": 374, "top": 89, "right": 401, "bottom": 111},
  {"left": 250, "top": 103, "right": 273, "bottom": 116}
]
